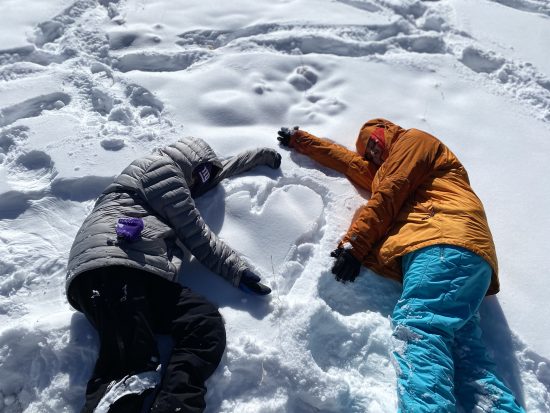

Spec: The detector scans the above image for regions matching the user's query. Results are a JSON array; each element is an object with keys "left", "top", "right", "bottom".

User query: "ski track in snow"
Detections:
[{"left": 1, "top": 0, "right": 550, "bottom": 412}]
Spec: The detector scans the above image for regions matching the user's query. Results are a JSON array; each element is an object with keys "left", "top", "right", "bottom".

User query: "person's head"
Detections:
[
  {"left": 159, "top": 137, "right": 223, "bottom": 197},
  {"left": 364, "top": 127, "right": 386, "bottom": 166},
  {"left": 356, "top": 124, "right": 388, "bottom": 167},
  {"left": 355, "top": 118, "right": 406, "bottom": 167}
]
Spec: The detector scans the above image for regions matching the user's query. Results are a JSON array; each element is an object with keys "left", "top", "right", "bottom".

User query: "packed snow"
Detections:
[{"left": 1, "top": 0, "right": 549, "bottom": 412}]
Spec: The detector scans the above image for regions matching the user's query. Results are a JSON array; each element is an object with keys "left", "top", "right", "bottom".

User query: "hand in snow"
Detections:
[
  {"left": 331, "top": 248, "right": 361, "bottom": 283},
  {"left": 239, "top": 269, "right": 272, "bottom": 295},
  {"left": 270, "top": 152, "right": 282, "bottom": 169},
  {"left": 277, "top": 126, "right": 300, "bottom": 147}
]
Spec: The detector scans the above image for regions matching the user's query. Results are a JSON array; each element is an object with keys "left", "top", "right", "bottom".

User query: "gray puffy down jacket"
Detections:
[{"left": 66, "top": 137, "right": 280, "bottom": 310}]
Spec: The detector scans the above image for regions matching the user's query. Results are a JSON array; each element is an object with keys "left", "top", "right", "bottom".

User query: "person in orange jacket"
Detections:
[{"left": 277, "top": 120, "right": 525, "bottom": 412}]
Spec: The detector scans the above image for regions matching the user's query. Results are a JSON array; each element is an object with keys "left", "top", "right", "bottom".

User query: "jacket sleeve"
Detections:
[
  {"left": 290, "top": 130, "right": 378, "bottom": 191},
  {"left": 193, "top": 147, "right": 280, "bottom": 197},
  {"left": 341, "top": 132, "right": 440, "bottom": 260},
  {"left": 139, "top": 158, "right": 248, "bottom": 286}
]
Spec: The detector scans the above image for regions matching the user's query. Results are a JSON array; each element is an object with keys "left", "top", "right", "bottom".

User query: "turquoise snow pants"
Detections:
[{"left": 391, "top": 245, "right": 525, "bottom": 413}]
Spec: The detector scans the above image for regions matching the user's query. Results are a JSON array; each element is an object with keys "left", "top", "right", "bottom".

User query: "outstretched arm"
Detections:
[
  {"left": 218, "top": 147, "right": 281, "bottom": 181},
  {"left": 193, "top": 147, "right": 281, "bottom": 197},
  {"left": 279, "top": 128, "right": 377, "bottom": 191},
  {"left": 140, "top": 158, "right": 250, "bottom": 287}
]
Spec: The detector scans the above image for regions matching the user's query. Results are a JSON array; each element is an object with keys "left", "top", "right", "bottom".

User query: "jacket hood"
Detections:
[
  {"left": 158, "top": 137, "right": 223, "bottom": 185},
  {"left": 355, "top": 118, "right": 406, "bottom": 165}
]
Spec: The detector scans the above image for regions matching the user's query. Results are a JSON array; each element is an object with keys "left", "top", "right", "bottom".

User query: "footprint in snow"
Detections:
[
  {"left": 0, "top": 92, "right": 70, "bottom": 128},
  {"left": 287, "top": 66, "right": 318, "bottom": 91},
  {"left": 460, "top": 46, "right": 505, "bottom": 74}
]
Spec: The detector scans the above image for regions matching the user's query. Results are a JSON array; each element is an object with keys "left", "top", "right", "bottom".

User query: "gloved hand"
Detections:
[
  {"left": 239, "top": 269, "right": 272, "bottom": 295},
  {"left": 277, "top": 126, "right": 300, "bottom": 147},
  {"left": 330, "top": 248, "right": 361, "bottom": 283},
  {"left": 270, "top": 152, "right": 282, "bottom": 169}
]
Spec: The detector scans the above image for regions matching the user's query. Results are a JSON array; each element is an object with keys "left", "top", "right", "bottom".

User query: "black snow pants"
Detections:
[{"left": 74, "top": 267, "right": 226, "bottom": 413}]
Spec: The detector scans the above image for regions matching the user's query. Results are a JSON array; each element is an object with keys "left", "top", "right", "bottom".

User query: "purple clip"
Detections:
[{"left": 116, "top": 217, "right": 144, "bottom": 242}]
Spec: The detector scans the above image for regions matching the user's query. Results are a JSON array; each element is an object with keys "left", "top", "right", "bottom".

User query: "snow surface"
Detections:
[{"left": 1, "top": 0, "right": 549, "bottom": 411}]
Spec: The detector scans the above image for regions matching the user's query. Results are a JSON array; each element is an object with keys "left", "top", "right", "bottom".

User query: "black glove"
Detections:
[
  {"left": 277, "top": 126, "right": 299, "bottom": 147},
  {"left": 239, "top": 269, "right": 272, "bottom": 295},
  {"left": 271, "top": 152, "right": 282, "bottom": 169},
  {"left": 331, "top": 248, "right": 361, "bottom": 283}
]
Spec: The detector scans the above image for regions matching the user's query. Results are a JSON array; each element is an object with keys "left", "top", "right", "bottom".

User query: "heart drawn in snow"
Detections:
[{"left": 220, "top": 184, "right": 324, "bottom": 274}]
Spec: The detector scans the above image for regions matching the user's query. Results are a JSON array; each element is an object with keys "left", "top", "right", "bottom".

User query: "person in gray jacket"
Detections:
[{"left": 66, "top": 137, "right": 281, "bottom": 413}]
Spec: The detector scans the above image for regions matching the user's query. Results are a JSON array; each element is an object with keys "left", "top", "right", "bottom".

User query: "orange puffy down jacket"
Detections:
[{"left": 289, "top": 118, "right": 499, "bottom": 295}]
